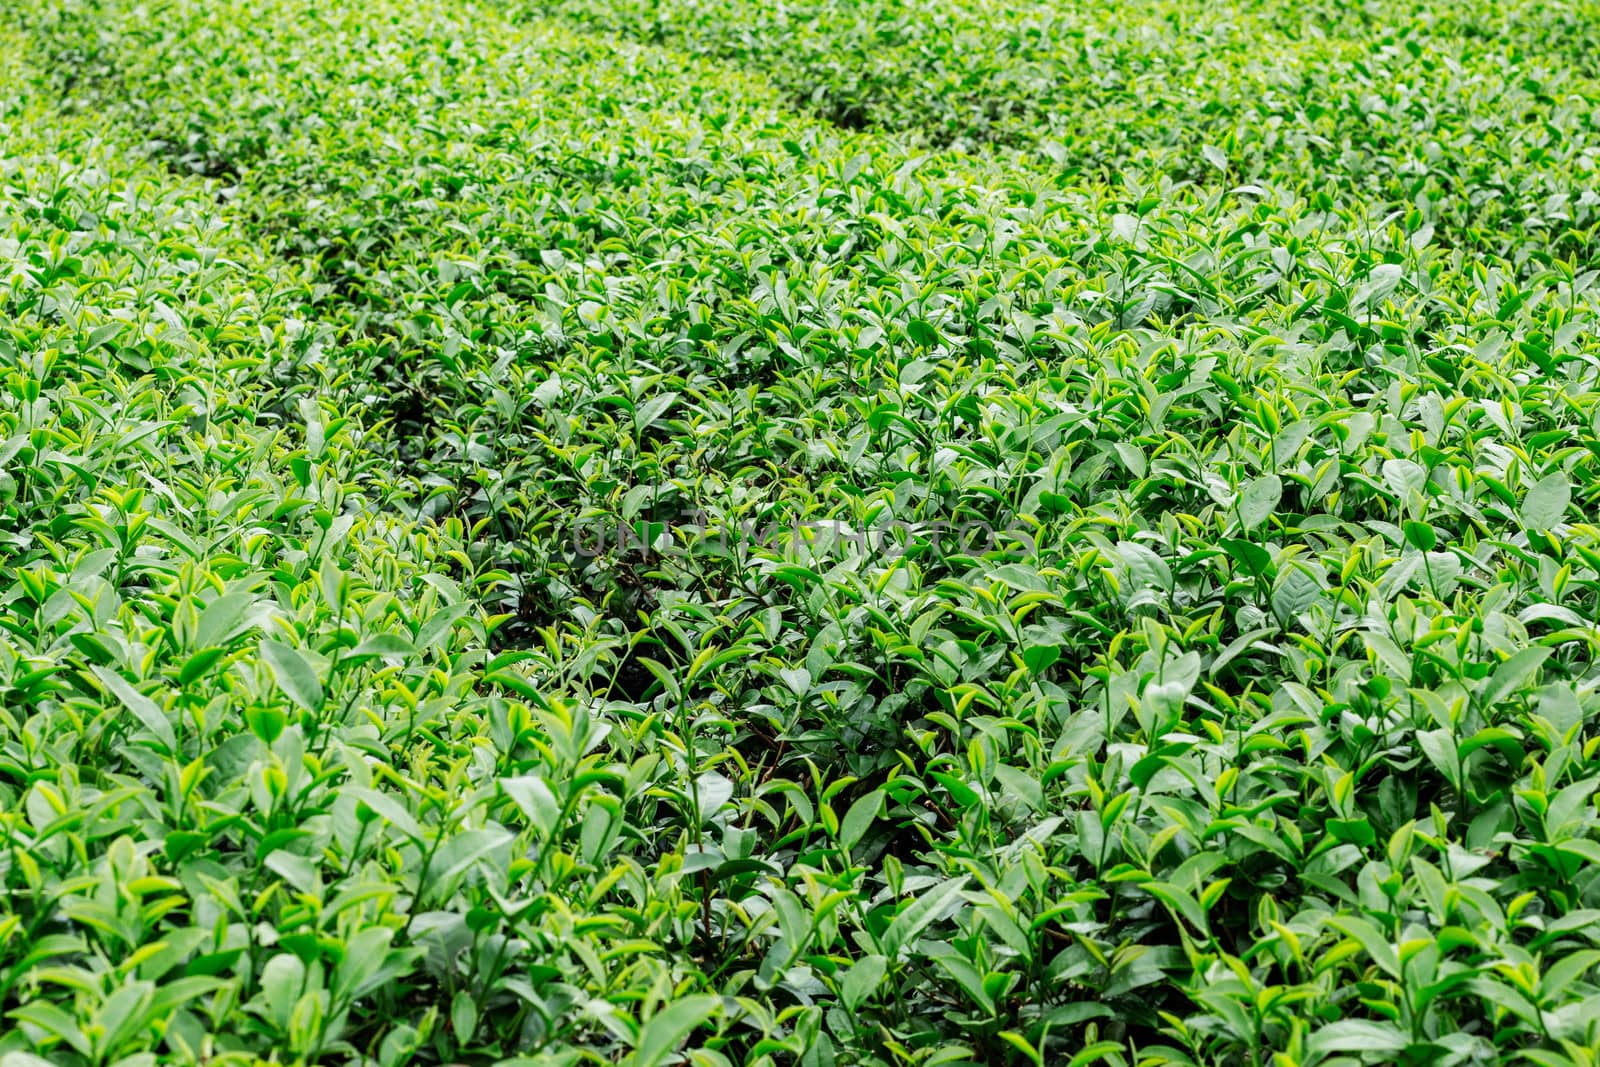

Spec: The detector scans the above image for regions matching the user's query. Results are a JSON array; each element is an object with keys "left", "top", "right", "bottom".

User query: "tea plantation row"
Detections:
[{"left": 3, "top": 0, "right": 1600, "bottom": 1064}]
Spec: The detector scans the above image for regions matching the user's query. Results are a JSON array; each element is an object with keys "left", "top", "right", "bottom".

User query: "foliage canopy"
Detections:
[{"left": 4, "top": 0, "right": 1600, "bottom": 1064}]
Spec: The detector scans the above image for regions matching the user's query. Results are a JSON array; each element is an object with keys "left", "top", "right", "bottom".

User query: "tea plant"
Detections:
[{"left": 4, "top": 0, "right": 1600, "bottom": 1064}]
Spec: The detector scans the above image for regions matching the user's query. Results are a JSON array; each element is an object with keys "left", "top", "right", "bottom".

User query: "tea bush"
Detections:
[{"left": 5, "top": 0, "right": 1600, "bottom": 1064}]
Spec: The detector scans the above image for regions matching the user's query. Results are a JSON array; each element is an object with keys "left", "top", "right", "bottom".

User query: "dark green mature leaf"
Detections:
[
  {"left": 840, "top": 954, "right": 888, "bottom": 1011},
  {"left": 1307, "top": 1020, "right": 1409, "bottom": 1055},
  {"left": 882, "top": 877, "right": 968, "bottom": 959},
  {"left": 1237, "top": 474, "right": 1282, "bottom": 531},
  {"left": 260, "top": 640, "right": 324, "bottom": 711},
  {"left": 839, "top": 787, "right": 883, "bottom": 853},
  {"left": 1522, "top": 471, "right": 1572, "bottom": 531},
  {"left": 1327, "top": 915, "right": 1400, "bottom": 978},
  {"left": 629, "top": 995, "right": 719, "bottom": 1067},
  {"left": 92, "top": 666, "right": 176, "bottom": 753},
  {"left": 1480, "top": 647, "right": 1553, "bottom": 711}
]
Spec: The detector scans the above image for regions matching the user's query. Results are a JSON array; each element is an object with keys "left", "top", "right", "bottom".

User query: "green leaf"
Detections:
[
  {"left": 906, "top": 319, "right": 940, "bottom": 347},
  {"left": 196, "top": 591, "right": 259, "bottom": 648},
  {"left": 881, "top": 876, "right": 968, "bottom": 959},
  {"left": 1416, "top": 729, "right": 1459, "bottom": 789},
  {"left": 1220, "top": 538, "right": 1273, "bottom": 578},
  {"left": 1308, "top": 1020, "right": 1409, "bottom": 1055},
  {"left": 1270, "top": 563, "right": 1322, "bottom": 622},
  {"left": 1237, "top": 473, "right": 1282, "bottom": 532},
  {"left": 635, "top": 391, "right": 680, "bottom": 429},
  {"left": 178, "top": 647, "right": 228, "bottom": 686},
  {"left": 260, "top": 640, "right": 325, "bottom": 711},
  {"left": 839, "top": 954, "right": 887, "bottom": 1011},
  {"left": 1327, "top": 915, "right": 1400, "bottom": 978},
  {"left": 247, "top": 705, "right": 287, "bottom": 745},
  {"left": 1116, "top": 540, "right": 1171, "bottom": 592},
  {"left": 1067, "top": 1043, "right": 1126, "bottom": 1067},
  {"left": 415, "top": 602, "right": 473, "bottom": 650},
  {"left": 1403, "top": 520, "right": 1436, "bottom": 551},
  {"left": 451, "top": 990, "right": 479, "bottom": 1046},
  {"left": 1210, "top": 626, "right": 1277, "bottom": 677},
  {"left": 1467, "top": 977, "right": 1542, "bottom": 1025},
  {"left": 1480, "top": 646, "right": 1552, "bottom": 711},
  {"left": 92, "top": 666, "right": 176, "bottom": 753},
  {"left": 1328, "top": 817, "right": 1376, "bottom": 846},
  {"left": 628, "top": 995, "right": 718, "bottom": 1067},
  {"left": 931, "top": 770, "right": 980, "bottom": 808},
  {"left": 347, "top": 633, "right": 416, "bottom": 663},
  {"left": 839, "top": 787, "right": 883, "bottom": 854},
  {"left": 1382, "top": 458, "right": 1428, "bottom": 499},
  {"left": 1522, "top": 471, "right": 1572, "bottom": 531},
  {"left": 1143, "top": 880, "right": 1209, "bottom": 935},
  {"left": 5, "top": 1002, "right": 93, "bottom": 1057},
  {"left": 927, "top": 946, "right": 996, "bottom": 1015},
  {"left": 693, "top": 771, "right": 735, "bottom": 824},
  {"left": 1022, "top": 643, "right": 1061, "bottom": 675}
]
